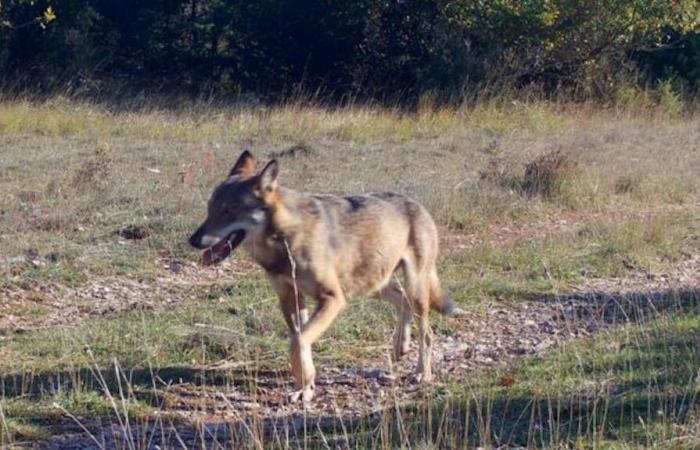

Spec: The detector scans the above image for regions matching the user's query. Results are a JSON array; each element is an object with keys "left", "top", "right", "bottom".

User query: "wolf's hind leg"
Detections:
[
  {"left": 403, "top": 259, "right": 434, "bottom": 384},
  {"left": 415, "top": 294, "right": 433, "bottom": 383},
  {"left": 374, "top": 282, "right": 412, "bottom": 361}
]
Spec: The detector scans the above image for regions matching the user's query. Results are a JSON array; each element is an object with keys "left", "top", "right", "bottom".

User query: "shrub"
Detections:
[
  {"left": 614, "top": 173, "right": 644, "bottom": 196},
  {"left": 521, "top": 150, "right": 579, "bottom": 200},
  {"left": 656, "top": 78, "right": 684, "bottom": 117}
]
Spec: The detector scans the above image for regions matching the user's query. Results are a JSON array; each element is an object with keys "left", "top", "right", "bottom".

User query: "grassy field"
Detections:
[{"left": 0, "top": 99, "right": 699, "bottom": 448}]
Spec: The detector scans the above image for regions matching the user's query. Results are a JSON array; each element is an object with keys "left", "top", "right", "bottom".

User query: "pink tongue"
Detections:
[
  {"left": 200, "top": 231, "right": 245, "bottom": 266},
  {"left": 202, "top": 239, "right": 232, "bottom": 266}
]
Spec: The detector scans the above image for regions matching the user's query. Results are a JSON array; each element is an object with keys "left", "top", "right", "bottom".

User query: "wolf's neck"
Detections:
[{"left": 268, "top": 187, "right": 314, "bottom": 235}]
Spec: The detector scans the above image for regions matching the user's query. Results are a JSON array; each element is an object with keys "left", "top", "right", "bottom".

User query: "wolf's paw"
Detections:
[
  {"left": 391, "top": 342, "right": 410, "bottom": 362},
  {"left": 414, "top": 371, "right": 434, "bottom": 385},
  {"left": 449, "top": 306, "right": 468, "bottom": 317},
  {"left": 288, "top": 384, "right": 315, "bottom": 403}
]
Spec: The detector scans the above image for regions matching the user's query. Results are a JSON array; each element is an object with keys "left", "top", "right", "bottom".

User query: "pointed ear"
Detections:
[
  {"left": 229, "top": 150, "right": 256, "bottom": 177},
  {"left": 258, "top": 160, "right": 279, "bottom": 192}
]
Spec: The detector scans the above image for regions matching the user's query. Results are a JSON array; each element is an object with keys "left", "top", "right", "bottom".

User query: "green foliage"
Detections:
[
  {"left": 657, "top": 77, "right": 684, "bottom": 117},
  {"left": 0, "top": 0, "right": 698, "bottom": 101}
]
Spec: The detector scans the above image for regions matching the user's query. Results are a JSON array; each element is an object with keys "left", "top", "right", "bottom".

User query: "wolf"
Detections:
[{"left": 189, "top": 150, "right": 456, "bottom": 402}]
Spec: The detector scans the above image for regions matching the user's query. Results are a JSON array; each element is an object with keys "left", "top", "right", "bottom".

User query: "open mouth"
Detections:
[{"left": 201, "top": 230, "right": 246, "bottom": 266}]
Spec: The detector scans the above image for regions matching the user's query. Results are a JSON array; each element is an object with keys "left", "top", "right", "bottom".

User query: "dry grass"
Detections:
[{"left": 1, "top": 99, "right": 698, "bottom": 280}]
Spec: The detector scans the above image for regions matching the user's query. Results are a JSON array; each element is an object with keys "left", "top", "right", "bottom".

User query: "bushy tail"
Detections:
[{"left": 428, "top": 268, "right": 456, "bottom": 315}]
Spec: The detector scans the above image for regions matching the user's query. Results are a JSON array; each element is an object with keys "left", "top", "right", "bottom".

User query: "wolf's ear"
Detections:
[
  {"left": 258, "top": 160, "right": 279, "bottom": 192},
  {"left": 229, "top": 150, "right": 256, "bottom": 177}
]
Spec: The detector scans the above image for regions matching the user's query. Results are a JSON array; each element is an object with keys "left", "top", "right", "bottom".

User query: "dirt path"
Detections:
[
  {"left": 27, "top": 256, "right": 700, "bottom": 449},
  {"left": 0, "top": 258, "right": 255, "bottom": 332}
]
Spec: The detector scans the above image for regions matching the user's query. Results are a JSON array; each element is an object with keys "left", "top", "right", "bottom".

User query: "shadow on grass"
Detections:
[
  {"left": 527, "top": 286, "right": 700, "bottom": 326},
  {"left": 4, "top": 286, "right": 699, "bottom": 448},
  {"left": 1, "top": 365, "right": 288, "bottom": 399}
]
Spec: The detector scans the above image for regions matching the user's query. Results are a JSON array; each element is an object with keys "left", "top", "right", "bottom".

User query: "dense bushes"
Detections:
[{"left": 0, "top": 0, "right": 698, "bottom": 103}]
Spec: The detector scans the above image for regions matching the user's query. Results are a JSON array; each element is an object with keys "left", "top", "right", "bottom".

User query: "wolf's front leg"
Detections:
[
  {"left": 274, "top": 279, "right": 308, "bottom": 331},
  {"left": 290, "top": 277, "right": 347, "bottom": 402},
  {"left": 289, "top": 333, "right": 315, "bottom": 402},
  {"left": 272, "top": 280, "right": 313, "bottom": 401}
]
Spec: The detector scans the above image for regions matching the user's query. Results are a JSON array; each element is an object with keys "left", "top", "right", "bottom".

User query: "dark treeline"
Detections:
[{"left": 1, "top": 0, "right": 698, "bottom": 104}]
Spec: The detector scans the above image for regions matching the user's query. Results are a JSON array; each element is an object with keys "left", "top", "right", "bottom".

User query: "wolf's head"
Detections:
[{"left": 189, "top": 150, "right": 279, "bottom": 265}]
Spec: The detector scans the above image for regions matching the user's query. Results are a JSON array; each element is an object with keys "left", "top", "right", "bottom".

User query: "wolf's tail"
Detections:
[{"left": 428, "top": 268, "right": 456, "bottom": 316}]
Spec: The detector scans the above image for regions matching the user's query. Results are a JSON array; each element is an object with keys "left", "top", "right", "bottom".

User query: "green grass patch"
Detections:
[{"left": 444, "top": 212, "right": 699, "bottom": 306}]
